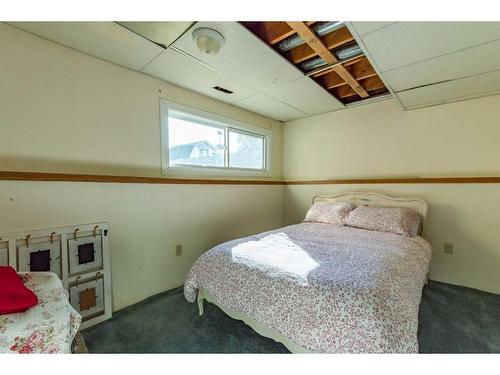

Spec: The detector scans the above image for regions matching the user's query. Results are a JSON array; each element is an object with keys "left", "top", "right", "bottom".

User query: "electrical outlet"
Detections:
[
  {"left": 175, "top": 244, "right": 183, "bottom": 257},
  {"left": 444, "top": 242, "right": 454, "bottom": 254}
]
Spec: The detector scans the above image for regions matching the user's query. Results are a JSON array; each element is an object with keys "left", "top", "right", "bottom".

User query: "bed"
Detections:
[
  {"left": 184, "top": 192, "right": 432, "bottom": 353},
  {"left": 0, "top": 272, "right": 81, "bottom": 353}
]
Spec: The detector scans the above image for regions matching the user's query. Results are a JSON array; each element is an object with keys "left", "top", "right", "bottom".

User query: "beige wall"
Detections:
[
  {"left": 0, "top": 23, "right": 283, "bottom": 179},
  {"left": 0, "top": 23, "right": 285, "bottom": 310},
  {"left": 0, "top": 181, "right": 283, "bottom": 310},
  {"left": 284, "top": 96, "right": 499, "bottom": 180},
  {"left": 283, "top": 97, "right": 500, "bottom": 294}
]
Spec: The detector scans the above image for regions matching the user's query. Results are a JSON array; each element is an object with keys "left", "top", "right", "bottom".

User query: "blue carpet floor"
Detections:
[{"left": 81, "top": 281, "right": 500, "bottom": 353}]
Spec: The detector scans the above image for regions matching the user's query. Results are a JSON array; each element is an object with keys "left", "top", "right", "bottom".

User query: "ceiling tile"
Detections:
[
  {"left": 116, "top": 22, "right": 193, "bottom": 48},
  {"left": 397, "top": 69, "right": 500, "bottom": 109},
  {"left": 8, "top": 22, "right": 164, "bottom": 71},
  {"left": 384, "top": 39, "right": 500, "bottom": 92},
  {"left": 350, "top": 22, "right": 395, "bottom": 36},
  {"left": 361, "top": 22, "right": 500, "bottom": 72},
  {"left": 234, "top": 94, "right": 306, "bottom": 122},
  {"left": 261, "top": 77, "right": 344, "bottom": 115},
  {"left": 142, "top": 49, "right": 257, "bottom": 104},
  {"left": 172, "top": 22, "right": 304, "bottom": 92}
]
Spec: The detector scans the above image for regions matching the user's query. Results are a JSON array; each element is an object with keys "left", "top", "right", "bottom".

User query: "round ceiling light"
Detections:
[{"left": 192, "top": 27, "right": 225, "bottom": 55}]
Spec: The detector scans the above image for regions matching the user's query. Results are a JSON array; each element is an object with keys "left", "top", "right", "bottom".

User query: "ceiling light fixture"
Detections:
[{"left": 192, "top": 27, "right": 225, "bottom": 55}]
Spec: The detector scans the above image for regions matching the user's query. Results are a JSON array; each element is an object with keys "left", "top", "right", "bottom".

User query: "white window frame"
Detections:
[{"left": 160, "top": 99, "right": 272, "bottom": 177}]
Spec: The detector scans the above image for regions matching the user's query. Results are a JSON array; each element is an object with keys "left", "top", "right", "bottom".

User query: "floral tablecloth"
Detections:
[{"left": 0, "top": 272, "right": 81, "bottom": 353}]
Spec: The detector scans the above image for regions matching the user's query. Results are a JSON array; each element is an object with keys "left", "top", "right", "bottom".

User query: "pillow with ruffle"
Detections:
[
  {"left": 304, "top": 201, "right": 355, "bottom": 225},
  {"left": 345, "top": 206, "right": 421, "bottom": 236}
]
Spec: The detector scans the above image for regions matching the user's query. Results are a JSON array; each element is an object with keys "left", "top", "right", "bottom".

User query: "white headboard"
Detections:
[{"left": 313, "top": 191, "right": 428, "bottom": 221}]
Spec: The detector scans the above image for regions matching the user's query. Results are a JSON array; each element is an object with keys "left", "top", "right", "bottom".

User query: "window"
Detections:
[{"left": 161, "top": 100, "right": 271, "bottom": 176}]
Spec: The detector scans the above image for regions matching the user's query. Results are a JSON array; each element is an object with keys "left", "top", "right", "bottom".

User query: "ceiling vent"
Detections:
[{"left": 213, "top": 86, "right": 234, "bottom": 94}]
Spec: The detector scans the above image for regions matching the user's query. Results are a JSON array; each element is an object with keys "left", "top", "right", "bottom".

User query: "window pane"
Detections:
[
  {"left": 228, "top": 130, "right": 264, "bottom": 169},
  {"left": 168, "top": 116, "right": 224, "bottom": 167}
]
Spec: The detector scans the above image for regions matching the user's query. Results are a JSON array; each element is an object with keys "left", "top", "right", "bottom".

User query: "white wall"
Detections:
[
  {"left": 283, "top": 97, "right": 500, "bottom": 294},
  {"left": 0, "top": 23, "right": 285, "bottom": 310}
]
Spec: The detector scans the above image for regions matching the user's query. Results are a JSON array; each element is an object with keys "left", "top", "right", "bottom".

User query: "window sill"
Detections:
[{"left": 162, "top": 165, "right": 273, "bottom": 178}]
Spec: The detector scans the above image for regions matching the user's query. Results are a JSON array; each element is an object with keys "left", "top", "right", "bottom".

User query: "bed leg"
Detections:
[{"left": 197, "top": 292, "right": 204, "bottom": 316}]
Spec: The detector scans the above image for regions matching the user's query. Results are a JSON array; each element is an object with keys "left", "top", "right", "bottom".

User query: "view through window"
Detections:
[{"left": 167, "top": 110, "right": 266, "bottom": 171}]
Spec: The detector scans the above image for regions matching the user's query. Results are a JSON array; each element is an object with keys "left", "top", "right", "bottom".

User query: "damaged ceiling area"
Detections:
[{"left": 242, "top": 21, "right": 390, "bottom": 104}]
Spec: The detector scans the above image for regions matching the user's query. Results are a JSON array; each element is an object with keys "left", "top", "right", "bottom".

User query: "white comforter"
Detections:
[{"left": 184, "top": 223, "right": 432, "bottom": 353}]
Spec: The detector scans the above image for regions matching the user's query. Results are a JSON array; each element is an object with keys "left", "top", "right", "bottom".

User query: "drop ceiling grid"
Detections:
[
  {"left": 116, "top": 22, "right": 193, "bottom": 49},
  {"left": 350, "top": 22, "right": 396, "bottom": 36},
  {"left": 141, "top": 48, "right": 258, "bottom": 104},
  {"left": 359, "top": 22, "right": 500, "bottom": 73},
  {"left": 8, "top": 21, "right": 349, "bottom": 121},
  {"left": 150, "top": 44, "right": 331, "bottom": 118},
  {"left": 352, "top": 21, "right": 500, "bottom": 110},
  {"left": 398, "top": 68, "right": 500, "bottom": 109},
  {"left": 162, "top": 21, "right": 352, "bottom": 121},
  {"left": 260, "top": 77, "right": 345, "bottom": 115},
  {"left": 233, "top": 93, "right": 306, "bottom": 122},
  {"left": 8, "top": 22, "right": 165, "bottom": 72},
  {"left": 383, "top": 38, "right": 500, "bottom": 92},
  {"left": 172, "top": 22, "right": 304, "bottom": 92}
]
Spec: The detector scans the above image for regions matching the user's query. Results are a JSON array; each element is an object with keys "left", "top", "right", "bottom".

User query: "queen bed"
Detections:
[{"left": 184, "top": 192, "right": 432, "bottom": 353}]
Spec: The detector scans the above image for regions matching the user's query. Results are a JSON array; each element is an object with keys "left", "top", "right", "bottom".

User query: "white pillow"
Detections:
[{"left": 304, "top": 201, "right": 355, "bottom": 225}]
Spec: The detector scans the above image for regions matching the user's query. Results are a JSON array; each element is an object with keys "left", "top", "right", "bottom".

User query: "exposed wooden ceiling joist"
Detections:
[
  {"left": 286, "top": 21, "right": 369, "bottom": 98},
  {"left": 332, "top": 75, "right": 386, "bottom": 99},
  {"left": 286, "top": 22, "right": 338, "bottom": 64},
  {"left": 285, "top": 26, "right": 354, "bottom": 64},
  {"left": 240, "top": 21, "right": 390, "bottom": 105},
  {"left": 310, "top": 55, "right": 365, "bottom": 78},
  {"left": 316, "top": 57, "right": 377, "bottom": 89}
]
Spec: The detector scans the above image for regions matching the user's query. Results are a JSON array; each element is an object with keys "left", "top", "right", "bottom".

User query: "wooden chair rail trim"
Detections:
[
  {"left": 284, "top": 177, "right": 500, "bottom": 184},
  {"left": 0, "top": 171, "right": 283, "bottom": 185},
  {"left": 0, "top": 171, "right": 499, "bottom": 185}
]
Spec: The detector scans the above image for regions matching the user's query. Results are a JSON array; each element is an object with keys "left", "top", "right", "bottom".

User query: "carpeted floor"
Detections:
[{"left": 81, "top": 281, "right": 500, "bottom": 353}]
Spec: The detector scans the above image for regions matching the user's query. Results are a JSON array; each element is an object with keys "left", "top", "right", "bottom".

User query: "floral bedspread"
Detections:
[
  {"left": 185, "top": 223, "right": 432, "bottom": 353},
  {"left": 0, "top": 272, "right": 81, "bottom": 353}
]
